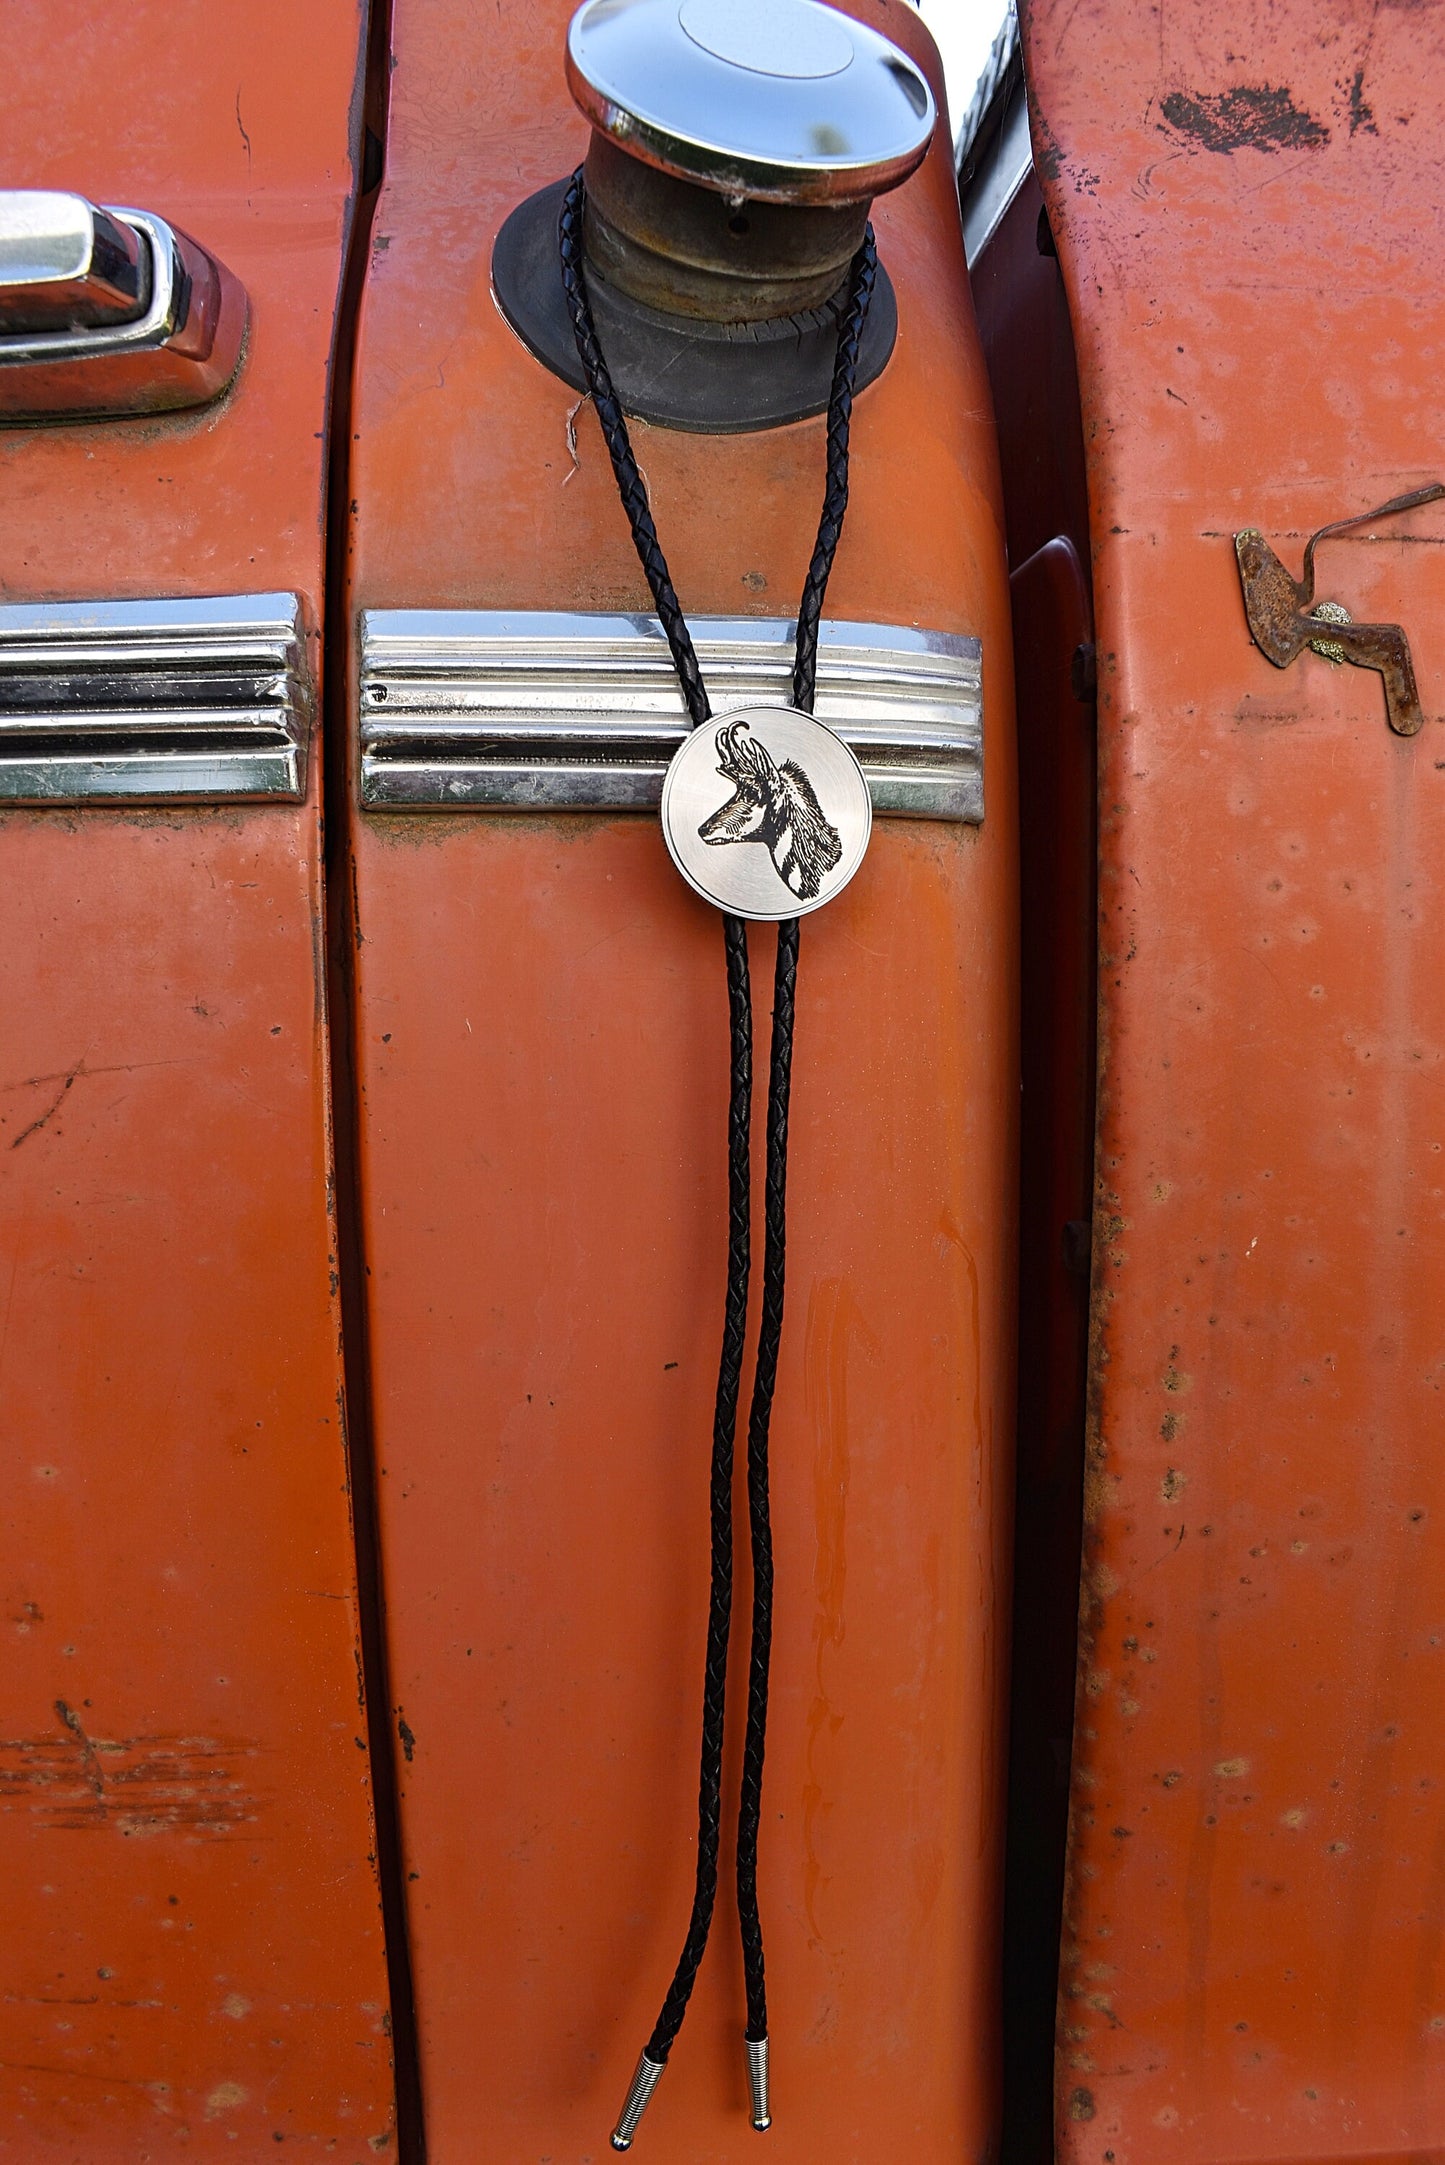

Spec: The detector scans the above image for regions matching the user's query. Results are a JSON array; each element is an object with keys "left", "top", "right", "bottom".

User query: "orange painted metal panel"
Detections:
[
  {"left": 0, "top": 6, "right": 394, "bottom": 2154},
  {"left": 1024, "top": 1, "right": 1445, "bottom": 2158},
  {"left": 343, "top": 1, "right": 1016, "bottom": 2155}
]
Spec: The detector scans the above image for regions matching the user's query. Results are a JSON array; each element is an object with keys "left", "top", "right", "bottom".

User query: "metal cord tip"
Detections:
[
  {"left": 745, "top": 2033, "right": 771, "bottom": 2131},
  {"left": 611, "top": 2050, "right": 666, "bottom": 2151}
]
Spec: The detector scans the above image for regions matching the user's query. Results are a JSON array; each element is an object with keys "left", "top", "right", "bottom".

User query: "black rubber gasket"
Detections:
[{"left": 492, "top": 177, "right": 897, "bottom": 436}]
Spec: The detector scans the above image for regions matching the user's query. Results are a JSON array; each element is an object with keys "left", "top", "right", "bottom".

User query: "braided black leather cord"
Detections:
[
  {"left": 735, "top": 912, "right": 794, "bottom": 2043},
  {"left": 738, "top": 231, "right": 877, "bottom": 2048},
  {"left": 560, "top": 172, "right": 875, "bottom": 2099},
  {"left": 562, "top": 166, "right": 750, "bottom": 2071},
  {"left": 559, "top": 170, "right": 711, "bottom": 731},
  {"left": 644, "top": 906, "right": 753, "bottom": 2064},
  {"left": 792, "top": 230, "right": 878, "bottom": 717}
]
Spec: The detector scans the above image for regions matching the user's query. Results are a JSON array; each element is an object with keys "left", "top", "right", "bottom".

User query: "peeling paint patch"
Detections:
[
  {"left": 1159, "top": 85, "right": 1330, "bottom": 155},
  {"left": 0, "top": 1708, "right": 262, "bottom": 1836},
  {"left": 205, "top": 2081, "right": 248, "bottom": 2118}
]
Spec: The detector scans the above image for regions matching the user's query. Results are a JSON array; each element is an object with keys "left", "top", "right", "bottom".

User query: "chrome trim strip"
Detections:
[
  {"left": 359, "top": 611, "right": 983, "bottom": 822},
  {"left": 0, "top": 593, "right": 310, "bottom": 804},
  {"left": 962, "top": 88, "right": 1033, "bottom": 268}
]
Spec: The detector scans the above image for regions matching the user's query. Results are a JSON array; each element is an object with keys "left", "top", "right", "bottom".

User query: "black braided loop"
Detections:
[
  {"left": 559, "top": 170, "right": 711, "bottom": 730},
  {"left": 736, "top": 228, "right": 878, "bottom": 2049},
  {"left": 735, "top": 914, "right": 794, "bottom": 2043},
  {"left": 562, "top": 176, "right": 877, "bottom": 2106},
  {"left": 793, "top": 229, "right": 877, "bottom": 715},
  {"left": 644, "top": 908, "right": 752, "bottom": 2064},
  {"left": 562, "top": 168, "right": 755, "bottom": 2069}
]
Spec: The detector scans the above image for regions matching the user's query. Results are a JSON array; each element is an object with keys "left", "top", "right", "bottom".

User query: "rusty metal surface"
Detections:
[
  {"left": 342, "top": 0, "right": 1017, "bottom": 2156},
  {"left": 1024, "top": 0, "right": 1445, "bottom": 2159},
  {"left": 0, "top": 3, "right": 394, "bottom": 2152},
  {"left": 1236, "top": 486, "right": 1445, "bottom": 737},
  {"left": 969, "top": 161, "right": 1099, "bottom": 2165},
  {"left": 582, "top": 134, "right": 870, "bottom": 320}
]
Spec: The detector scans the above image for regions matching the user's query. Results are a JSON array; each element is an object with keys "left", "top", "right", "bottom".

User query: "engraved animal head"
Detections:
[{"left": 698, "top": 719, "right": 843, "bottom": 903}]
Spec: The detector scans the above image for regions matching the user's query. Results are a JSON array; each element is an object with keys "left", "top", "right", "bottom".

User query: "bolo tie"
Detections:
[{"left": 559, "top": 167, "right": 877, "bottom": 2151}]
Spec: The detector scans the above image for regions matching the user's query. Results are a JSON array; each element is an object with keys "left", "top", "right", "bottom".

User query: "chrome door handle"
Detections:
[
  {"left": 0, "top": 190, "right": 246, "bottom": 419},
  {"left": 0, "top": 192, "right": 151, "bottom": 331}
]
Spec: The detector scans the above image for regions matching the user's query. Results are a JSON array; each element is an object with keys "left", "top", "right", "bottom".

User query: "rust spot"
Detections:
[
  {"left": 1033, "top": 107, "right": 1066, "bottom": 184},
  {"left": 54, "top": 1701, "right": 105, "bottom": 1799},
  {"left": 0, "top": 1708, "right": 262, "bottom": 1836},
  {"left": 1160, "top": 85, "right": 1330, "bottom": 155},
  {"left": 1347, "top": 67, "right": 1378, "bottom": 137},
  {"left": 1069, "top": 2086, "right": 1097, "bottom": 2120},
  {"left": 1161, "top": 1466, "right": 1186, "bottom": 1501},
  {"left": 1162, "top": 1353, "right": 1191, "bottom": 1393},
  {"left": 397, "top": 1713, "right": 416, "bottom": 1763}
]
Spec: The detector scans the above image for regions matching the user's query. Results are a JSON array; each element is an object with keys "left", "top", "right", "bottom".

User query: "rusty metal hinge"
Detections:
[{"left": 1234, "top": 482, "right": 1445, "bottom": 736}]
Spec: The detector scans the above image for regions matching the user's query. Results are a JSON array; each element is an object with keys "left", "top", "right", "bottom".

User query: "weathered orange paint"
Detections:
[
  {"left": 344, "top": 1, "right": 1016, "bottom": 2155},
  {"left": 0, "top": 5, "right": 395, "bottom": 2154},
  {"left": 1024, "top": 2, "right": 1445, "bottom": 2159}
]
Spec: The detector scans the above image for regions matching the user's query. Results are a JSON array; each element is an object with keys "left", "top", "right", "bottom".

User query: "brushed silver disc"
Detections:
[{"left": 661, "top": 703, "right": 871, "bottom": 920}]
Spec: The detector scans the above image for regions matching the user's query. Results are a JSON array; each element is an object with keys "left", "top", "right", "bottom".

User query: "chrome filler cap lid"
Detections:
[{"left": 565, "top": 0, "right": 937, "bottom": 206}]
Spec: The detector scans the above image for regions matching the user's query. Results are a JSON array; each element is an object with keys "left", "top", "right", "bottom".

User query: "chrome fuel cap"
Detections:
[{"left": 565, "top": 0, "right": 936, "bottom": 205}]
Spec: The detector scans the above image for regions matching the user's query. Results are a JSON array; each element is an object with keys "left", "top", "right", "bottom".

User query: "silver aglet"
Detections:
[
  {"left": 610, "top": 2051, "right": 666, "bottom": 2151},
  {"left": 745, "top": 2034, "right": 771, "bottom": 2132}
]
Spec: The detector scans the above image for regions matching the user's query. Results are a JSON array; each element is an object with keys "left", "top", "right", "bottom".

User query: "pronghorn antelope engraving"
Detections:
[{"left": 698, "top": 718, "right": 843, "bottom": 903}]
